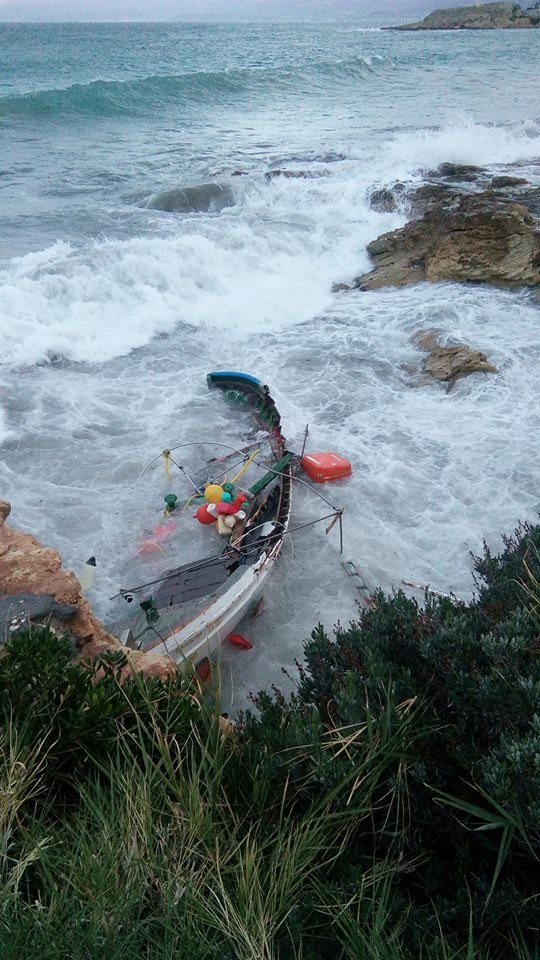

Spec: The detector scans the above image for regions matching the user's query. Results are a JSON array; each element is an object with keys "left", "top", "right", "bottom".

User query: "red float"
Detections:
[
  {"left": 301, "top": 452, "right": 352, "bottom": 484},
  {"left": 227, "top": 633, "right": 253, "bottom": 649},
  {"left": 195, "top": 503, "right": 216, "bottom": 525}
]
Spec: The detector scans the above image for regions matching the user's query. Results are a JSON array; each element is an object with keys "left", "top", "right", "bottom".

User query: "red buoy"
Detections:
[
  {"left": 301, "top": 452, "right": 352, "bottom": 484},
  {"left": 227, "top": 633, "right": 253, "bottom": 649},
  {"left": 195, "top": 503, "right": 216, "bottom": 525}
]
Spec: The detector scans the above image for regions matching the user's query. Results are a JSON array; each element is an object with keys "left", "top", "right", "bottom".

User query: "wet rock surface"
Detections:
[
  {"left": 369, "top": 184, "right": 406, "bottom": 212},
  {"left": 491, "top": 175, "right": 529, "bottom": 189},
  {"left": 428, "top": 162, "right": 486, "bottom": 181},
  {"left": 409, "top": 329, "right": 498, "bottom": 389},
  {"left": 355, "top": 166, "right": 540, "bottom": 292}
]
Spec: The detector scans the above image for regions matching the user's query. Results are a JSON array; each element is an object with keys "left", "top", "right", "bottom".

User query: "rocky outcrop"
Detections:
[
  {"left": 355, "top": 179, "right": 540, "bottom": 292},
  {"left": 0, "top": 500, "right": 175, "bottom": 680},
  {"left": 264, "top": 169, "right": 323, "bottom": 181},
  {"left": 389, "top": 2, "right": 540, "bottom": 30},
  {"left": 410, "top": 329, "right": 498, "bottom": 388},
  {"left": 427, "top": 163, "right": 486, "bottom": 181},
  {"left": 369, "top": 184, "right": 406, "bottom": 213},
  {"left": 147, "top": 183, "right": 234, "bottom": 214},
  {"left": 491, "top": 175, "right": 529, "bottom": 189}
]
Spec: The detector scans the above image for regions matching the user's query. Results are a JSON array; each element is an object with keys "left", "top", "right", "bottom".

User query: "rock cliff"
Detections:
[
  {"left": 389, "top": 2, "right": 540, "bottom": 29},
  {"left": 0, "top": 499, "right": 175, "bottom": 680},
  {"left": 352, "top": 171, "right": 540, "bottom": 292}
]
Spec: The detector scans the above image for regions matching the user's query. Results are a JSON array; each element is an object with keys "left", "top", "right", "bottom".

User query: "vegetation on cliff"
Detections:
[{"left": 1, "top": 520, "right": 539, "bottom": 958}]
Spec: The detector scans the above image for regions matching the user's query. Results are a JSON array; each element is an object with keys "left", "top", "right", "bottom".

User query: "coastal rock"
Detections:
[
  {"left": 264, "top": 169, "right": 322, "bottom": 181},
  {"left": 354, "top": 190, "right": 540, "bottom": 291},
  {"left": 517, "top": 187, "right": 540, "bottom": 217},
  {"left": 369, "top": 184, "right": 406, "bottom": 213},
  {"left": 147, "top": 182, "right": 234, "bottom": 214},
  {"left": 389, "top": 2, "right": 540, "bottom": 31},
  {"left": 409, "top": 183, "right": 463, "bottom": 216},
  {"left": 0, "top": 501, "right": 175, "bottom": 680},
  {"left": 0, "top": 507, "right": 113, "bottom": 649},
  {"left": 428, "top": 162, "right": 486, "bottom": 182},
  {"left": 491, "top": 175, "right": 529, "bottom": 188},
  {"left": 411, "top": 329, "right": 498, "bottom": 386}
]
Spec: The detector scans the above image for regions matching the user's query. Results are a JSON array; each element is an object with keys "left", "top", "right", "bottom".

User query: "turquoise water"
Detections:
[
  {"left": 1, "top": 22, "right": 539, "bottom": 703},
  {"left": 2, "top": 23, "right": 539, "bottom": 257}
]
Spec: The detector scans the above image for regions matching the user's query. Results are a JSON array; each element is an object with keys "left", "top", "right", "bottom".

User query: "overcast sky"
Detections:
[{"left": 0, "top": 0, "right": 453, "bottom": 23}]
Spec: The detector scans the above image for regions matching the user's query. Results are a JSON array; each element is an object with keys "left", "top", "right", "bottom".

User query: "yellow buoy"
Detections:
[{"left": 204, "top": 484, "right": 224, "bottom": 504}]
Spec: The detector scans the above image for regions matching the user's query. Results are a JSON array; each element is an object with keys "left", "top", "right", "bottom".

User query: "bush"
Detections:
[
  {"left": 0, "top": 629, "right": 427, "bottom": 960},
  {"left": 0, "top": 626, "right": 200, "bottom": 791},
  {"left": 253, "top": 521, "right": 540, "bottom": 955}
]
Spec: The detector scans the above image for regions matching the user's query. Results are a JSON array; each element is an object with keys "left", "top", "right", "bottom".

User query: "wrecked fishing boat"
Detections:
[{"left": 108, "top": 371, "right": 294, "bottom": 679}]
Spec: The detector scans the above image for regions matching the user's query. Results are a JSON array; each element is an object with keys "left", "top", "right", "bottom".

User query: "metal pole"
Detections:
[{"left": 300, "top": 423, "right": 309, "bottom": 458}]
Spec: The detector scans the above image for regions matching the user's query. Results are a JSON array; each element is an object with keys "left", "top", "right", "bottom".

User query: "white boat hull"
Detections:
[{"left": 145, "top": 540, "right": 283, "bottom": 670}]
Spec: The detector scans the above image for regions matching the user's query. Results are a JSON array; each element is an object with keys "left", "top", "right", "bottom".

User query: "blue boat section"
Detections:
[
  {"left": 206, "top": 370, "right": 285, "bottom": 451},
  {"left": 207, "top": 371, "right": 261, "bottom": 388}
]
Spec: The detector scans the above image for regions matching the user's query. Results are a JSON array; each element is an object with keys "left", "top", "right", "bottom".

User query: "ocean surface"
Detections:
[{"left": 1, "top": 21, "right": 539, "bottom": 708}]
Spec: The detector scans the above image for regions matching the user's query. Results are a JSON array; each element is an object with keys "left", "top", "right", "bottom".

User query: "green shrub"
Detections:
[
  {"left": 253, "top": 522, "right": 540, "bottom": 955},
  {"left": 0, "top": 626, "right": 200, "bottom": 792}
]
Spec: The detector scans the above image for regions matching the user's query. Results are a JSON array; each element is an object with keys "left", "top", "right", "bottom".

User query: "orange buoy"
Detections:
[
  {"left": 227, "top": 633, "right": 253, "bottom": 649},
  {"left": 301, "top": 452, "right": 352, "bottom": 484}
]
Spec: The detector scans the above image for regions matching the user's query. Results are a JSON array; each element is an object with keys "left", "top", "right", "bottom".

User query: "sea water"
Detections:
[{"left": 1, "top": 21, "right": 539, "bottom": 708}]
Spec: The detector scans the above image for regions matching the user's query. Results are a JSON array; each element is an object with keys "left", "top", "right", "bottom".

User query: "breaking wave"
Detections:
[
  {"left": 2, "top": 111, "right": 539, "bottom": 370},
  {"left": 0, "top": 55, "right": 392, "bottom": 120}
]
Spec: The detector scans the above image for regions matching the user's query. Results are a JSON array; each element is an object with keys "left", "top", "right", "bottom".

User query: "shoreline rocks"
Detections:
[{"left": 353, "top": 169, "right": 540, "bottom": 293}]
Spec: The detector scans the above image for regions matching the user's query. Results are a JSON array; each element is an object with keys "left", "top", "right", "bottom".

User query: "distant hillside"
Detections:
[
  {"left": 0, "top": 0, "right": 524, "bottom": 24},
  {"left": 168, "top": 0, "right": 493, "bottom": 22},
  {"left": 388, "top": 1, "right": 540, "bottom": 29}
]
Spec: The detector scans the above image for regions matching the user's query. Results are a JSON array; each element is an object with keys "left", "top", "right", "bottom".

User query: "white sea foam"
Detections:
[
  {"left": 381, "top": 116, "right": 540, "bottom": 180},
  {"left": 0, "top": 174, "right": 400, "bottom": 367},
  {"left": 0, "top": 407, "right": 11, "bottom": 445},
  {"left": 3, "top": 114, "right": 539, "bottom": 369}
]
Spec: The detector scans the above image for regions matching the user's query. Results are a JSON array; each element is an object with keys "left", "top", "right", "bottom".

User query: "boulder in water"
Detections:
[
  {"left": 368, "top": 184, "right": 406, "bottom": 212},
  {"left": 428, "top": 162, "right": 486, "bottom": 182},
  {"left": 491, "top": 175, "right": 529, "bottom": 188},
  {"left": 411, "top": 329, "right": 498, "bottom": 387},
  {"left": 147, "top": 182, "right": 234, "bottom": 214}
]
